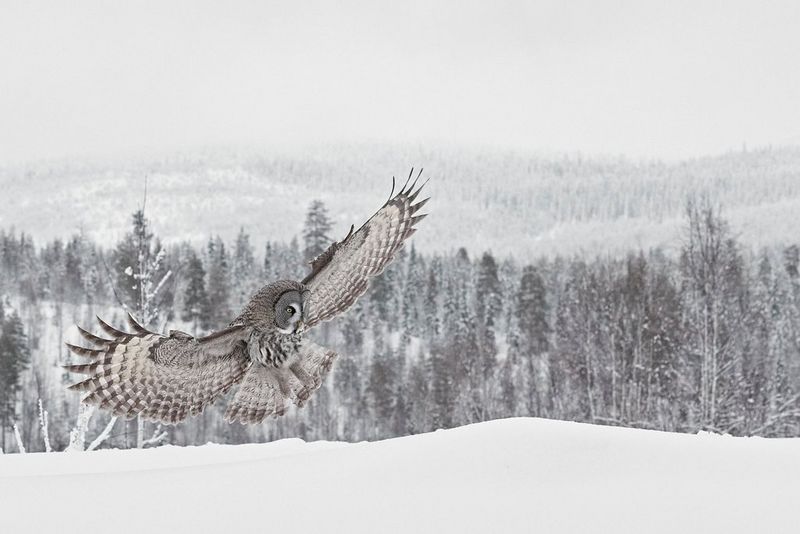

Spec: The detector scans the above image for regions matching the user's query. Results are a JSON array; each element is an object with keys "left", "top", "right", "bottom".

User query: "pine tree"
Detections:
[
  {"left": 429, "top": 347, "right": 455, "bottom": 429},
  {"left": 0, "top": 309, "right": 30, "bottom": 451},
  {"left": 366, "top": 349, "right": 396, "bottom": 439},
  {"left": 517, "top": 265, "right": 550, "bottom": 355},
  {"left": 40, "top": 238, "right": 66, "bottom": 302},
  {"left": 476, "top": 251, "right": 502, "bottom": 370},
  {"left": 263, "top": 242, "right": 274, "bottom": 281},
  {"left": 401, "top": 245, "right": 424, "bottom": 336},
  {"left": 182, "top": 249, "right": 209, "bottom": 334},
  {"left": 113, "top": 210, "right": 152, "bottom": 308},
  {"left": 784, "top": 245, "right": 799, "bottom": 279},
  {"left": 17, "top": 233, "right": 38, "bottom": 301},
  {"left": 204, "top": 237, "right": 232, "bottom": 329},
  {"left": 113, "top": 210, "right": 172, "bottom": 325},
  {"left": 302, "top": 200, "right": 333, "bottom": 262},
  {"left": 644, "top": 251, "right": 681, "bottom": 418},
  {"left": 424, "top": 258, "right": 442, "bottom": 340},
  {"left": 232, "top": 228, "right": 258, "bottom": 309},
  {"left": 81, "top": 244, "right": 102, "bottom": 307},
  {"left": 64, "top": 235, "right": 85, "bottom": 302},
  {"left": 334, "top": 354, "right": 363, "bottom": 439},
  {"left": 370, "top": 269, "right": 392, "bottom": 323}
]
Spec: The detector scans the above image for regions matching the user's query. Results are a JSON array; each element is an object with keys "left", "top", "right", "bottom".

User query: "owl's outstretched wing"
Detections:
[
  {"left": 301, "top": 170, "right": 430, "bottom": 328},
  {"left": 65, "top": 314, "right": 251, "bottom": 424}
]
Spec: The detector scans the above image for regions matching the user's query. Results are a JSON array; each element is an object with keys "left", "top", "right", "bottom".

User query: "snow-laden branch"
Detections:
[
  {"left": 38, "top": 399, "right": 52, "bottom": 452},
  {"left": 13, "top": 424, "right": 26, "bottom": 454},
  {"left": 142, "top": 424, "right": 168, "bottom": 448},
  {"left": 149, "top": 269, "right": 172, "bottom": 303},
  {"left": 87, "top": 416, "right": 118, "bottom": 452},
  {"left": 67, "top": 403, "right": 96, "bottom": 452}
]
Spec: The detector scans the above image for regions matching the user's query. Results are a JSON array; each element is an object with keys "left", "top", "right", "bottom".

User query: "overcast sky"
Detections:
[{"left": 2, "top": 0, "right": 799, "bottom": 162}]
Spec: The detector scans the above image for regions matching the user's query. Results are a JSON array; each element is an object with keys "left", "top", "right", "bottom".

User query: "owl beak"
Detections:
[{"left": 295, "top": 319, "right": 305, "bottom": 334}]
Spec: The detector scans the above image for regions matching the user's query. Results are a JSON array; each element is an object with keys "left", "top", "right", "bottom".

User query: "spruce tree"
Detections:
[
  {"left": 204, "top": 237, "right": 232, "bottom": 329},
  {"left": 263, "top": 242, "right": 274, "bottom": 281},
  {"left": 302, "top": 200, "right": 333, "bottom": 262},
  {"left": 424, "top": 258, "right": 441, "bottom": 340},
  {"left": 182, "top": 249, "right": 209, "bottom": 334},
  {"left": 476, "top": 252, "right": 502, "bottom": 370},
  {"left": 517, "top": 265, "right": 550, "bottom": 355},
  {"left": 232, "top": 228, "right": 257, "bottom": 309},
  {"left": 0, "top": 310, "right": 30, "bottom": 451},
  {"left": 113, "top": 210, "right": 172, "bottom": 325},
  {"left": 114, "top": 210, "right": 152, "bottom": 309}
]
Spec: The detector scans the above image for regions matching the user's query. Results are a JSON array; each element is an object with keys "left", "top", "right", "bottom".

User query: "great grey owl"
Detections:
[{"left": 64, "top": 171, "right": 429, "bottom": 424}]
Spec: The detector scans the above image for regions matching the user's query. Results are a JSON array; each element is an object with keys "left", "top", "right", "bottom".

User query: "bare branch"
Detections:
[
  {"left": 38, "top": 399, "right": 52, "bottom": 453},
  {"left": 88, "top": 416, "right": 118, "bottom": 452},
  {"left": 13, "top": 424, "right": 26, "bottom": 454}
]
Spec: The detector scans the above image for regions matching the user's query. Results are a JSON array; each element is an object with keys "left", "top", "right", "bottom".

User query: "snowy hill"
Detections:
[
  {"left": 3, "top": 145, "right": 800, "bottom": 258},
  {"left": 2, "top": 418, "right": 798, "bottom": 533}
]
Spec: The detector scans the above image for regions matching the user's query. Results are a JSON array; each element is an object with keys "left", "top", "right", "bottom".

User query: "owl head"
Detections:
[{"left": 238, "top": 280, "right": 310, "bottom": 334}]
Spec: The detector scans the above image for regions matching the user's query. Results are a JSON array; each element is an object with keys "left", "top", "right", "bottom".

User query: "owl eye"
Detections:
[{"left": 286, "top": 306, "right": 295, "bottom": 315}]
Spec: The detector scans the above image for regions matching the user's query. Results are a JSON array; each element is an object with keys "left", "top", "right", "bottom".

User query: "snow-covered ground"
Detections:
[{"left": 1, "top": 418, "right": 798, "bottom": 533}]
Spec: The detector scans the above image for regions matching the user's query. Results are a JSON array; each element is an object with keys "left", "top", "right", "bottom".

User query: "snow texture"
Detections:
[{"left": 1, "top": 417, "right": 797, "bottom": 533}]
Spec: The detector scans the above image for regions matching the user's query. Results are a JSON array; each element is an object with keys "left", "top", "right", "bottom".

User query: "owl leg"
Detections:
[
  {"left": 271, "top": 365, "right": 313, "bottom": 407},
  {"left": 289, "top": 363, "right": 317, "bottom": 405},
  {"left": 289, "top": 363, "right": 316, "bottom": 389},
  {"left": 274, "top": 371, "right": 291, "bottom": 397}
]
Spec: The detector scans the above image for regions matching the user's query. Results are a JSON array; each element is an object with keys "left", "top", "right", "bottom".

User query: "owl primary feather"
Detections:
[{"left": 64, "top": 170, "right": 430, "bottom": 424}]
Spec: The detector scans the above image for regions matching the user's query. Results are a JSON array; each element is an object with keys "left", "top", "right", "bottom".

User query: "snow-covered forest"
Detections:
[
  {"left": 3, "top": 190, "right": 800, "bottom": 453},
  {"left": 3, "top": 146, "right": 800, "bottom": 259}
]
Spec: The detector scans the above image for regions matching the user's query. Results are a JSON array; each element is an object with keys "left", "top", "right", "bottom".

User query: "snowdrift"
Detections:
[{"left": 1, "top": 418, "right": 798, "bottom": 533}]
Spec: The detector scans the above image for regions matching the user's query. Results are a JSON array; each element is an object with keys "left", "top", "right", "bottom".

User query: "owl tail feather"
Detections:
[{"left": 225, "top": 340, "right": 338, "bottom": 425}]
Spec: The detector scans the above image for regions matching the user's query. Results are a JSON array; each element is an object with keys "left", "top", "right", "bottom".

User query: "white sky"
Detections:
[{"left": 1, "top": 0, "right": 799, "bottom": 162}]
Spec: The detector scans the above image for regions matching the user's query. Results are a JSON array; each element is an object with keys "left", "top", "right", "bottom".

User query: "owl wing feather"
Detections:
[
  {"left": 65, "top": 314, "right": 252, "bottom": 425},
  {"left": 302, "top": 169, "right": 430, "bottom": 328}
]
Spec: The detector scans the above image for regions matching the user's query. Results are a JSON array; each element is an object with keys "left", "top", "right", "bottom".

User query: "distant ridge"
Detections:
[{"left": 2, "top": 144, "right": 800, "bottom": 259}]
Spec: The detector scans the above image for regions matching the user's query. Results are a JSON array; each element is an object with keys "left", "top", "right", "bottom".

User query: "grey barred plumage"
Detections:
[{"left": 65, "top": 172, "right": 430, "bottom": 425}]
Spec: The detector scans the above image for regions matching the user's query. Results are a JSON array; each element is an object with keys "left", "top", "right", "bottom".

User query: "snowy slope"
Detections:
[
  {"left": 1, "top": 418, "right": 798, "bottom": 533},
  {"left": 4, "top": 146, "right": 800, "bottom": 259}
]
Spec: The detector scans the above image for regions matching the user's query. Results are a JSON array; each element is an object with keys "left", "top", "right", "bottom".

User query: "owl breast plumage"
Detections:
[{"left": 64, "top": 170, "right": 429, "bottom": 425}]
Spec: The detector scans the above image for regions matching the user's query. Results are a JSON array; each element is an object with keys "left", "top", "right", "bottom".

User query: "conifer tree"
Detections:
[
  {"left": 424, "top": 258, "right": 442, "bottom": 339},
  {"left": 366, "top": 349, "right": 396, "bottom": 439},
  {"left": 302, "top": 200, "right": 333, "bottom": 262},
  {"left": 517, "top": 265, "right": 550, "bottom": 355},
  {"left": 407, "top": 358, "right": 431, "bottom": 433},
  {"left": 0, "top": 309, "right": 30, "bottom": 451},
  {"left": 401, "top": 245, "right": 423, "bottom": 336},
  {"left": 182, "top": 249, "right": 209, "bottom": 334},
  {"left": 232, "top": 228, "right": 257, "bottom": 309},
  {"left": 113, "top": 210, "right": 152, "bottom": 308},
  {"left": 113, "top": 210, "right": 172, "bottom": 325},
  {"left": 263, "top": 242, "right": 274, "bottom": 281},
  {"left": 204, "top": 237, "right": 232, "bottom": 329},
  {"left": 476, "top": 252, "right": 502, "bottom": 369}
]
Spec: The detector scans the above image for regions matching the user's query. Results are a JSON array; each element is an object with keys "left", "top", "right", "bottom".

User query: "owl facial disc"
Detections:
[{"left": 274, "top": 289, "right": 304, "bottom": 334}]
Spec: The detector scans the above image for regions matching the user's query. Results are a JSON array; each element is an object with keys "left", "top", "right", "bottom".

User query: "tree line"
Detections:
[{"left": 1, "top": 198, "right": 800, "bottom": 452}]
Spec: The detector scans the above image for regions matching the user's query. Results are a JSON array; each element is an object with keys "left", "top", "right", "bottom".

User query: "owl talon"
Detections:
[{"left": 296, "top": 389, "right": 309, "bottom": 407}]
